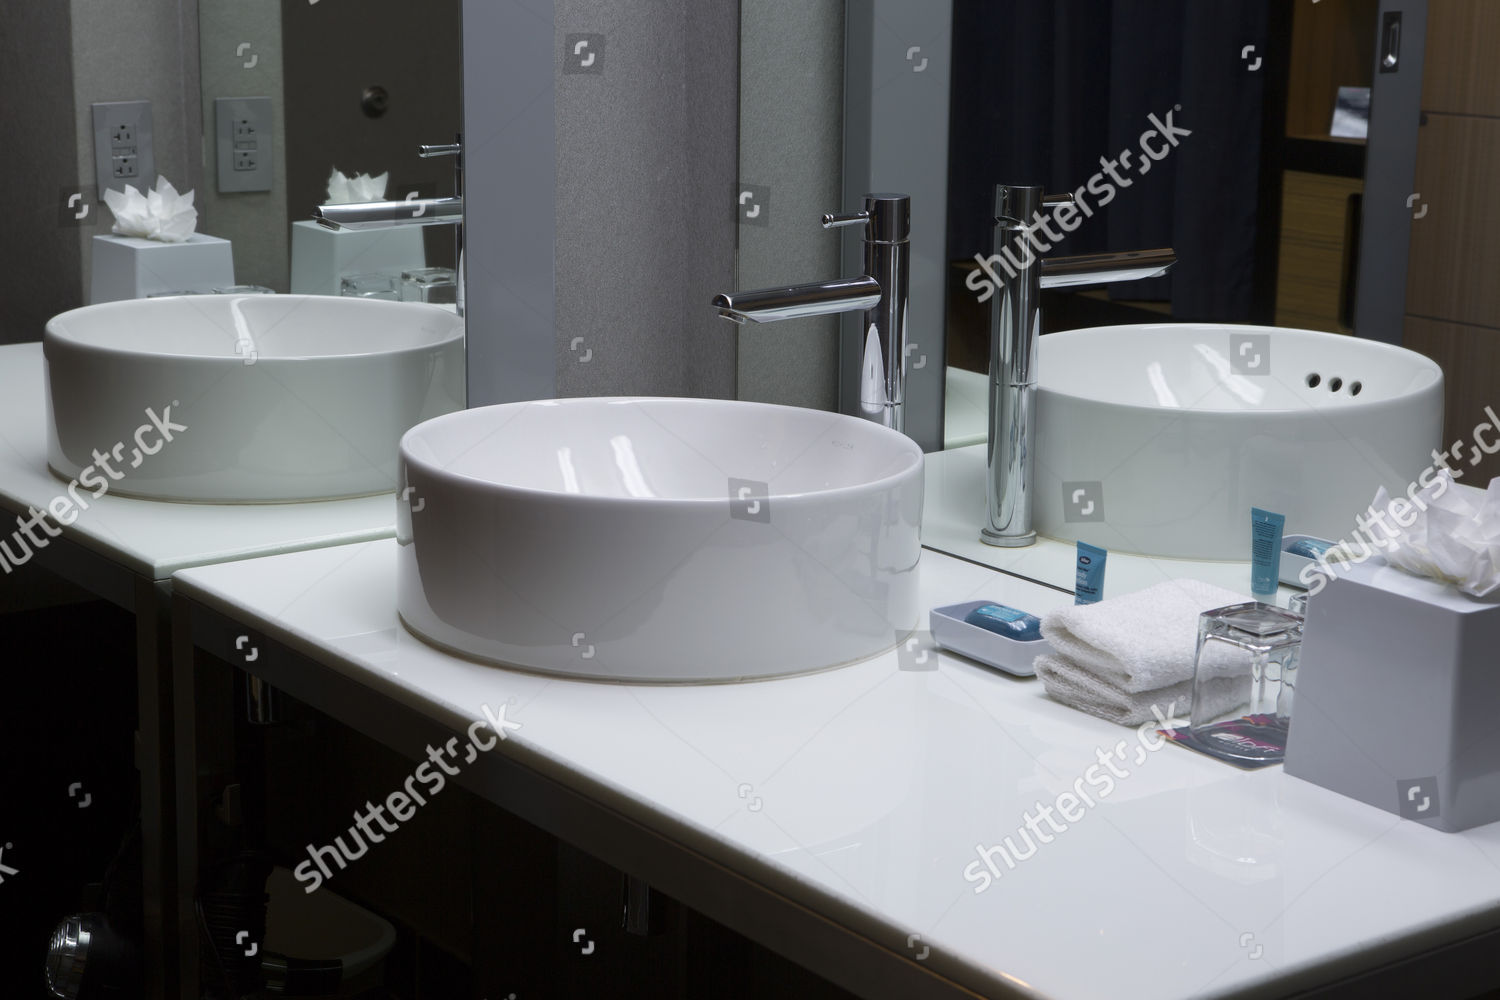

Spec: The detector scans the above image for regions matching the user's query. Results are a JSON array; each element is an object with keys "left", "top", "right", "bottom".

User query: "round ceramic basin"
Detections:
[
  {"left": 45, "top": 295, "right": 465, "bottom": 502},
  {"left": 397, "top": 398, "right": 925, "bottom": 682},
  {"left": 1033, "top": 324, "right": 1443, "bottom": 560}
]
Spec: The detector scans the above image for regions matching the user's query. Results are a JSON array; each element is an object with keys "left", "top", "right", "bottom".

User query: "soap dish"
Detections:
[
  {"left": 929, "top": 600, "right": 1052, "bottom": 677},
  {"left": 1280, "top": 533, "right": 1336, "bottom": 589}
]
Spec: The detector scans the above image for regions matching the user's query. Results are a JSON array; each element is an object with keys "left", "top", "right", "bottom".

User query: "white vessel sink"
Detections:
[
  {"left": 45, "top": 295, "right": 465, "bottom": 502},
  {"left": 1033, "top": 324, "right": 1443, "bottom": 560},
  {"left": 397, "top": 398, "right": 924, "bottom": 682}
]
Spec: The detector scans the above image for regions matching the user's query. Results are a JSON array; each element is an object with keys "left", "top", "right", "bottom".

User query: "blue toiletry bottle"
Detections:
[
  {"left": 964, "top": 603, "right": 1044, "bottom": 642},
  {"left": 1075, "top": 542, "right": 1107, "bottom": 605}
]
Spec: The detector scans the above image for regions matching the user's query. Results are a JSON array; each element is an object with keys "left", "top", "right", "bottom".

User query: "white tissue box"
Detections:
[
  {"left": 290, "top": 220, "right": 426, "bottom": 296},
  {"left": 1285, "top": 559, "right": 1500, "bottom": 831},
  {"left": 89, "top": 233, "right": 235, "bottom": 304}
]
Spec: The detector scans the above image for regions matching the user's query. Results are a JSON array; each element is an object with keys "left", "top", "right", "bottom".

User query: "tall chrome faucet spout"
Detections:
[
  {"left": 981, "top": 183, "right": 1175, "bottom": 547},
  {"left": 713, "top": 194, "right": 911, "bottom": 434}
]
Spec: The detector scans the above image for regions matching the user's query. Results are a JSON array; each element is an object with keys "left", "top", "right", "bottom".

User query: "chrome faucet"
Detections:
[
  {"left": 713, "top": 193, "right": 911, "bottom": 434},
  {"left": 981, "top": 183, "right": 1176, "bottom": 547}
]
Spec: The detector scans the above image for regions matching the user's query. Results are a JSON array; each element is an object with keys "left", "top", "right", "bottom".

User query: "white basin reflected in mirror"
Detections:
[
  {"left": 397, "top": 398, "right": 924, "bottom": 682},
  {"left": 45, "top": 295, "right": 465, "bottom": 503},
  {"left": 1032, "top": 324, "right": 1444, "bottom": 560}
]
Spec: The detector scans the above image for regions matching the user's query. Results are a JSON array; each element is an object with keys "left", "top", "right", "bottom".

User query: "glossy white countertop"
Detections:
[
  {"left": 172, "top": 537, "right": 1500, "bottom": 1000},
  {"left": 0, "top": 344, "right": 397, "bottom": 578}
]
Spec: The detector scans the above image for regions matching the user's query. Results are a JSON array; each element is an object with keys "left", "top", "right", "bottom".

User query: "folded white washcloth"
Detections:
[
  {"left": 1034, "top": 579, "right": 1253, "bottom": 726},
  {"left": 1033, "top": 654, "right": 1245, "bottom": 727}
]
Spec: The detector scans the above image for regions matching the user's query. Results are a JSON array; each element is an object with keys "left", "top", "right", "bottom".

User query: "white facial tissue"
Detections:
[
  {"left": 102, "top": 176, "right": 198, "bottom": 243},
  {"left": 324, "top": 168, "right": 389, "bottom": 205},
  {"left": 1374, "top": 471, "right": 1500, "bottom": 597}
]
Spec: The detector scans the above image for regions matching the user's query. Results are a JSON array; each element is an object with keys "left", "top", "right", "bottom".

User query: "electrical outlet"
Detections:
[
  {"left": 92, "top": 101, "right": 154, "bottom": 196},
  {"left": 215, "top": 97, "right": 273, "bottom": 193}
]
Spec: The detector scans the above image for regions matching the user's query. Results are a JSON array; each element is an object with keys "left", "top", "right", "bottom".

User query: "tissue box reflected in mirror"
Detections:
[
  {"left": 89, "top": 233, "right": 235, "bottom": 304},
  {"left": 1286, "top": 553, "right": 1500, "bottom": 832},
  {"left": 290, "top": 222, "right": 425, "bottom": 296}
]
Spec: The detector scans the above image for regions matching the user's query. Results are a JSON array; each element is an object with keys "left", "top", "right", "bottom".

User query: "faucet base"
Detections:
[{"left": 979, "top": 527, "right": 1036, "bottom": 548}]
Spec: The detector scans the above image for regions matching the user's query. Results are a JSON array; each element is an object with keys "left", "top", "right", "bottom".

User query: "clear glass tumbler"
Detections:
[
  {"left": 340, "top": 273, "right": 400, "bottom": 300},
  {"left": 1190, "top": 602, "right": 1304, "bottom": 764},
  {"left": 400, "top": 267, "right": 458, "bottom": 304}
]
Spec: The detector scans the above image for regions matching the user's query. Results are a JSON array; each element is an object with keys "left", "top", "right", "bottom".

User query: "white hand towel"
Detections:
[
  {"left": 1034, "top": 579, "right": 1252, "bottom": 725},
  {"left": 1033, "top": 654, "right": 1244, "bottom": 727}
]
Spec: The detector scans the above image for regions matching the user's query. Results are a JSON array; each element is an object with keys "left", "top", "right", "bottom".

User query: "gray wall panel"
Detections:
[
  {"left": 462, "top": 0, "right": 557, "bottom": 406},
  {"left": 553, "top": 0, "right": 738, "bottom": 399},
  {"left": 737, "top": 0, "right": 845, "bottom": 410},
  {"left": 0, "top": 2, "right": 82, "bottom": 343}
]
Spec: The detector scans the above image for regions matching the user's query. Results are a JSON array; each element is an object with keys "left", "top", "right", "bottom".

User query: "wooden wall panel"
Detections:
[
  {"left": 1286, "top": 0, "right": 1377, "bottom": 138},
  {"left": 1421, "top": 0, "right": 1500, "bottom": 117},
  {"left": 1404, "top": 316, "right": 1500, "bottom": 487},
  {"left": 1276, "top": 171, "right": 1363, "bottom": 333},
  {"left": 1405, "top": 114, "right": 1500, "bottom": 329}
]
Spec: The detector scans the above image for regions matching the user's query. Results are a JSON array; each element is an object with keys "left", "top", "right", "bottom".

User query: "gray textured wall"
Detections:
[
  {"left": 196, "top": 0, "right": 287, "bottom": 291},
  {"left": 464, "top": 0, "right": 741, "bottom": 405},
  {"left": 736, "top": 0, "right": 845, "bottom": 410},
  {"left": 552, "top": 0, "right": 739, "bottom": 399},
  {"left": 0, "top": 0, "right": 200, "bottom": 342},
  {"left": 71, "top": 0, "right": 201, "bottom": 299},
  {"left": 0, "top": 2, "right": 82, "bottom": 343}
]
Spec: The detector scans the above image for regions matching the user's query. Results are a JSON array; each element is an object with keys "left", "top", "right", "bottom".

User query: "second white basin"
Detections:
[
  {"left": 1032, "top": 324, "right": 1444, "bottom": 559},
  {"left": 396, "top": 398, "right": 924, "bottom": 682},
  {"left": 45, "top": 294, "right": 465, "bottom": 502}
]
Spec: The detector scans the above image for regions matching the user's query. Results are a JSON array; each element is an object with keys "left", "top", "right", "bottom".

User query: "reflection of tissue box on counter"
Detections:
[
  {"left": 289, "top": 221, "right": 426, "bottom": 296},
  {"left": 1286, "top": 476, "right": 1500, "bottom": 831},
  {"left": 89, "top": 233, "right": 235, "bottom": 304}
]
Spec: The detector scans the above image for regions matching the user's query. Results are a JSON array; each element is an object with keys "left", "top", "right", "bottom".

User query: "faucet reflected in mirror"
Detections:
[
  {"left": 713, "top": 194, "right": 911, "bottom": 434},
  {"left": 982, "top": 183, "right": 1176, "bottom": 547}
]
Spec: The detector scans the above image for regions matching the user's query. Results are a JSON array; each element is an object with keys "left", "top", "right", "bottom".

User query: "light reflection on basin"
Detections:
[
  {"left": 396, "top": 398, "right": 924, "bottom": 682},
  {"left": 1033, "top": 324, "right": 1444, "bottom": 560},
  {"left": 45, "top": 294, "right": 465, "bottom": 502}
]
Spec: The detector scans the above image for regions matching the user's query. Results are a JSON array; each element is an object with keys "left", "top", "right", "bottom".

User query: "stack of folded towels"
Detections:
[{"left": 1034, "top": 579, "right": 1251, "bottom": 726}]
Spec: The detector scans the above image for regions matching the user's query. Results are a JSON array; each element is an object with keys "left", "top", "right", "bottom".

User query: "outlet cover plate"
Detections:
[
  {"left": 215, "top": 96, "right": 274, "bottom": 193},
  {"left": 92, "top": 101, "right": 155, "bottom": 197}
]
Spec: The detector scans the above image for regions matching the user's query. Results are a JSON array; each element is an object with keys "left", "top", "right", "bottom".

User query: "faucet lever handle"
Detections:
[
  {"left": 821, "top": 210, "right": 871, "bottom": 230},
  {"left": 1042, "top": 193, "right": 1075, "bottom": 207}
]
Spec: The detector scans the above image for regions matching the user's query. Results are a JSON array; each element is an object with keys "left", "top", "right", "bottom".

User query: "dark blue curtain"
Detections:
[{"left": 946, "top": 0, "right": 1271, "bottom": 321}]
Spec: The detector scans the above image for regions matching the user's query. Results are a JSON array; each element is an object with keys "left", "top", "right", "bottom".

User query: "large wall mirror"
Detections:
[
  {"left": 934, "top": 0, "right": 1417, "bottom": 451},
  {"left": 850, "top": 0, "right": 1500, "bottom": 580},
  {"left": 196, "top": 0, "right": 462, "bottom": 303}
]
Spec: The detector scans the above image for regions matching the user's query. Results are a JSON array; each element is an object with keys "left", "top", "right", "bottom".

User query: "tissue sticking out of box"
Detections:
[
  {"left": 325, "top": 168, "right": 389, "bottom": 205},
  {"left": 1374, "top": 471, "right": 1500, "bottom": 597},
  {"left": 102, "top": 175, "right": 198, "bottom": 243}
]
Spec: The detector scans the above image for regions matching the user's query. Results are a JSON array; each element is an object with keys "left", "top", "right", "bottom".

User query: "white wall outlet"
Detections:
[
  {"left": 92, "top": 101, "right": 155, "bottom": 196},
  {"left": 215, "top": 96, "right": 274, "bottom": 193}
]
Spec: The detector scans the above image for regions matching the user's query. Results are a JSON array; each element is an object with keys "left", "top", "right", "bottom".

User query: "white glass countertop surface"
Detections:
[{"left": 172, "top": 536, "right": 1500, "bottom": 999}]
